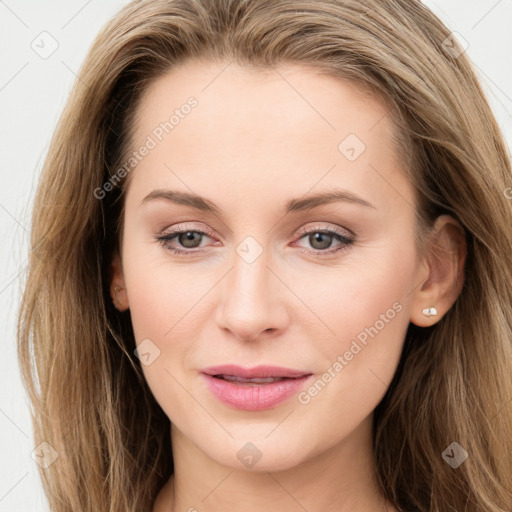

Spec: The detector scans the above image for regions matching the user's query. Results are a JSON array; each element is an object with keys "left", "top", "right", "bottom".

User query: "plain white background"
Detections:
[{"left": 1, "top": 1, "right": 511, "bottom": 510}]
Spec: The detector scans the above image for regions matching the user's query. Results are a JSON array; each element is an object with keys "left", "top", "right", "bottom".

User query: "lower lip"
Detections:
[{"left": 201, "top": 374, "right": 313, "bottom": 411}]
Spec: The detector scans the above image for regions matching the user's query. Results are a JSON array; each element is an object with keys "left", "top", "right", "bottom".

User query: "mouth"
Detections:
[
  {"left": 211, "top": 375, "right": 290, "bottom": 384},
  {"left": 201, "top": 364, "right": 312, "bottom": 379},
  {"left": 200, "top": 364, "right": 314, "bottom": 410}
]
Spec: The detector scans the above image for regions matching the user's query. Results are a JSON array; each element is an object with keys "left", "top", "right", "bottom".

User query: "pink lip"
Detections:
[{"left": 200, "top": 364, "right": 314, "bottom": 411}]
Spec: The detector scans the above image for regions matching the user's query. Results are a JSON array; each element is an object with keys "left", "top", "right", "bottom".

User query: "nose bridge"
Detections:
[
  {"left": 215, "top": 234, "right": 286, "bottom": 340},
  {"left": 228, "top": 236, "right": 273, "bottom": 313}
]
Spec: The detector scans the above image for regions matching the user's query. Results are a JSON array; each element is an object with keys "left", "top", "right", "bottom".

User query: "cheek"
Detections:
[
  {"left": 121, "top": 233, "right": 225, "bottom": 389},
  {"left": 124, "top": 264, "right": 213, "bottom": 362},
  {"left": 297, "top": 240, "right": 416, "bottom": 418},
  {"left": 121, "top": 247, "right": 214, "bottom": 418},
  {"left": 121, "top": 226, "right": 210, "bottom": 342}
]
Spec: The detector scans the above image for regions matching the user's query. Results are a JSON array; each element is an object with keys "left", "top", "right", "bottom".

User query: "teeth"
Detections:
[{"left": 219, "top": 375, "right": 285, "bottom": 383}]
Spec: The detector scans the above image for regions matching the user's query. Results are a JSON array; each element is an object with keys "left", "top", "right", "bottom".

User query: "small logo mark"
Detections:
[
  {"left": 134, "top": 338, "right": 161, "bottom": 366},
  {"left": 31, "top": 31, "right": 59, "bottom": 59},
  {"left": 31, "top": 441, "right": 59, "bottom": 469},
  {"left": 236, "top": 236, "right": 263, "bottom": 264},
  {"left": 442, "top": 441, "right": 468, "bottom": 468},
  {"left": 338, "top": 133, "right": 366, "bottom": 161},
  {"left": 441, "top": 32, "right": 469, "bottom": 59},
  {"left": 237, "top": 442, "right": 262, "bottom": 468}
]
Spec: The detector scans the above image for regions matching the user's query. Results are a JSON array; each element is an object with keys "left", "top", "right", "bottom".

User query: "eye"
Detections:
[
  {"left": 293, "top": 225, "right": 354, "bottom": 256},
  {"left": 155, "top": 225, "right": 214, "bottom": 255}
]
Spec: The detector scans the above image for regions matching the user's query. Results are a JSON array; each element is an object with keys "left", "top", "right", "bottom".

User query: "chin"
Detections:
[{"left": 199, "top": 434, "right": 311, "bottom": 473}]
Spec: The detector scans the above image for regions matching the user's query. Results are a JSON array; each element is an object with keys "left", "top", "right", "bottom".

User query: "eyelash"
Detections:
[{"left": 154, "top": 225, "right": 354, "bottom": 257}]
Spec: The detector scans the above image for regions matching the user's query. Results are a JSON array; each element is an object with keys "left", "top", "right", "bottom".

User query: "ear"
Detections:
[
  {"left": 110, "top": 250, "right": 129, "bottom": 311},
  {"left": 409, "top": 214, "right": 467, "bottom": 327}
]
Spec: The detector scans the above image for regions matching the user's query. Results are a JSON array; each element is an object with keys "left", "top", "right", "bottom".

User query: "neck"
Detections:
[{"left": 153, "top": 414, "right": 398, "bottom": 512}]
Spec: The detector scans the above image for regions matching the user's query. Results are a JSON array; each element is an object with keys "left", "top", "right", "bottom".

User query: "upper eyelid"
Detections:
[
  {"left": 295, "top": 223, "right": 353, "bottom": 238},
  {"left": 162, "top": 223, "right": 215, "bottom": 236}
]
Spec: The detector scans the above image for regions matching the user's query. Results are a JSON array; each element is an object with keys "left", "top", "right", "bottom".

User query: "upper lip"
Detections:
[{"left": 201, "top": 364, "right": 312, "bottom": 379}]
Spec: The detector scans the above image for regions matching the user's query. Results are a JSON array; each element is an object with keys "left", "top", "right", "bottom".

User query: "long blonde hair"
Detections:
[{"left": 18, "top": 0, "right": 512, "bottom": 510}]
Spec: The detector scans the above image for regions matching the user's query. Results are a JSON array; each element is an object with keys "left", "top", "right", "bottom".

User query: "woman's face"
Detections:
[{"left": 114, "top": 60, "right": 429, "bottom": 471}]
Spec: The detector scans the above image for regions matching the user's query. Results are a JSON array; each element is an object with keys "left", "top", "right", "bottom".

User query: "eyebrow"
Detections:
[{"left": 141, "top": 188, "right": 376, "bottom": 214}]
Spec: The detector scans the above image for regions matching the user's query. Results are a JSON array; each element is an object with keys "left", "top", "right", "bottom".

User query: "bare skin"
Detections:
[{"left": 110, "top": 59, "right": 466, "bottom": 512}]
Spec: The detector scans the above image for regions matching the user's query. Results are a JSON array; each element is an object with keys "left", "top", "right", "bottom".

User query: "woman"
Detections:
[{"left": 17, "top": 0, "right": 512, "bottom": 511}]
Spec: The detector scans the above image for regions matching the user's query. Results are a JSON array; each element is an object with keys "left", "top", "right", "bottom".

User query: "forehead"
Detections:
[
  {"left": 134, "top": 59, "right": 394, "bottom": 144},
  {"left": 126, "top": 59, "right": 413, "bottom": 216}
]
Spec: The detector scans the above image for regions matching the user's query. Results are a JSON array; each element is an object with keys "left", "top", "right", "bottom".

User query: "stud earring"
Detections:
[{"left": 422, "top": 306, "right": 438, "bottom": 317}]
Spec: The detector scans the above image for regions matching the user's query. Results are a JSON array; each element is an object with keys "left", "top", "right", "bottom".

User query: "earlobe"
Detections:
[
  {"left": 110, "top": 251, "right": 129, "bottom": 311},
  {"left": 409, "top": 215, "right": 466, "bottom": 327}
]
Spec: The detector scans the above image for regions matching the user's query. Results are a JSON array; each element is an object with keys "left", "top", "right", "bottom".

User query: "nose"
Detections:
[{"left": 214, "top": 244, "right": 289, "bottom": 342}]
